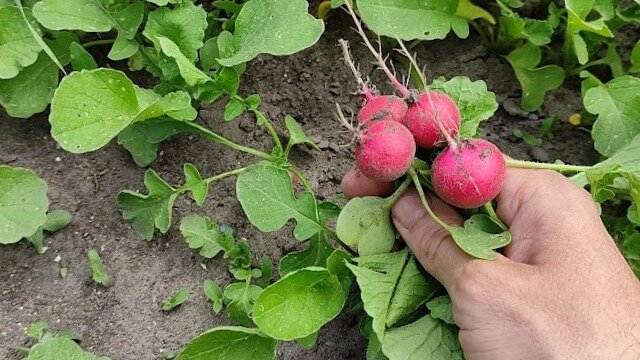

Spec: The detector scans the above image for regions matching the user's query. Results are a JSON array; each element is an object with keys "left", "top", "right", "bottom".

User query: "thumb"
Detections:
[{"left": 392, "top": 189, "right": 478, "bottom": 289}]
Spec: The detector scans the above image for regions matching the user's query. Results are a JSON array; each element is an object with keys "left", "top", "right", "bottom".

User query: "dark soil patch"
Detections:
[{"left": 0, "top": 12, "right": 598, "bottom": 359}]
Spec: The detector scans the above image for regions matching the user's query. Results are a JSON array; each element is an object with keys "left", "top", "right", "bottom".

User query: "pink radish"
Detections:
[
  {"left": 341, "top": 168, "right": 394, "bottom": 199},
  {"left": 405, "top": 91, "right": 461, "bottom": 149},
  {"left": 357, "top": 95, "right": 408, "bottom": 124},
  {"left": 355, "top": 120, "right": 416, "bottom": 182},
  {"left": 431, "top": 139, "right": 506, "bottom": 209}
]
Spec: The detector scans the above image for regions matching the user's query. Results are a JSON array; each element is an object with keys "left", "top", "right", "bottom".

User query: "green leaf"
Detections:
[
  {"left": 143, "top": 2, "right": 207, "bottom": 63},
  {"left": 42, "top": 210, "right": 72, "bottom": 232},
  {"left": 426, "top": 295, "right": 455, "bottom": 325},
  {"left": 203, "top": 279, "right": 224, "bottom": 314},
  {"left": 584, "top": 75, "right": 640, "bottom": 157},
  {"left": 156, "top": 36, "right": 211, "bottom": 86},
  {"left": 630, "top": 40, "right": 640, "bottom": 73},
  {"left": 0, "top": 50, "right": 59, "bottom": 118},
  {"left": 346, "top": 250, "right": 439, "bottom": 341},
  {"left": 381, "top": 314, "right": 462, "bottom": 360},
  {"left": 0, "top": 6, "right": 41, "bottom": 79},
  {"left": 253, "top": 267, "right": 345, "bottom": 340},
  {"left": 117, "top": 117, "right": 192, "bottom": 167},
  {"left": 176, "top": 327, "right": 277, "bottom": 360},
  {"left": 448, "top": 214, "right": 511, "bottom": 260},
  {"left": 27, "top": 336, "right": 107, "bottom": 360},
  {"left": 88, "top": 249, "right": 111, "bottom": 286},
  {"left": 107, "top": 2, "right": 143, "bottom": 61},
  {"left": 455, "top": 0, "right": 495, "bottom": 25},
  {"left": 497, "top": 2, "right": 553, "bottom": 47},
  {"left": 386, "top": 256, "right": 440, "bottom": 327},
  {"left": 117, "top": 169, "right": 178, "bottom": 240},
  {"left": 183, "top": 164, "right": 208, "bottom": 205},
  {"left": 296, "top": 331, "right": 318, "bottom": 349},
  {"left": 179, "top": 214, "right": 225, "bottom": 258},
  {"left": 284, "top": 115, "right": 319, "bottom": 152},
  {"left": 224, "top": 282, "right": 262, "bottom": 326},
  {"left": 163, "top": 288, "right": 190, "bottom": 311},
  {"left": 513, "top": 128, "right": 542, "bottom": 147},
  {"left": 346, "top": 251, "right": 406, "bottom": 341},
  {"left": 25, "top": 229, "right": 45, "bottom": 253},
  {"left": 565, "top": 0, "right": 614, "bottom": 65},
  {"left": 429, "top": 76, "right": 498, "bottom": 137},
  {"left": 27, "top": 321, "right": 49, "bottom": 341},
  {"left": 259, "top": 255, "right": 273, "bottom": 288},
  {"left": 236, "top": 163, "right": 323, "bottom": 240},
  {"left": 32, "top": 0, "right": 113, "bottom": 32},
  {"left": 326, "top": 249, "right": 353, "bottom": 293},
  {"left": 0, "top": 166, "right": 48, "bottom": 244},
  {"left": 69, "top": 42, "right": 97, "bottom": 71},
  {"left": 49, "top": 69, "right": 137, "bottom": 152},
  {"left": 506, "top": 42, "right": 565, "bottom": 111},
  {"left": 279, "top": 233, "right": 334, "bottom": 276},
  {"left": 50, "top": 69, "right": 194, "bottom": 153},
  {"left": 357, "top": 0, "right": 469, "bottom": 41},
  {"left": 217, "top": 0, "right": 324, "bottom": 66},
  {"left": 593, "top": 134, "right": 640, "bottom": 174},
  {"left": 224, "top": 97, "right": 246, "bottom": 121},
  {"left": 336, "top": 196, "right": 395, "bottom": 256}
]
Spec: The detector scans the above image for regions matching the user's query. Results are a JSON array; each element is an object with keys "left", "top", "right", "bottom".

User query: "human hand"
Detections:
[{"left": 344, "top": 168, "right": 640, "bottom": 359}]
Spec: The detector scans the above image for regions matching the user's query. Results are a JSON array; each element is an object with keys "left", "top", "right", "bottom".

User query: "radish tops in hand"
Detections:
[
  {"left": 405, "top": 91, "right": 461, "bottom": 149},
  {"left": 431, "top": 139, "right": 506, "bottom": 209},
  {"left": 355, "top": 120, "right": 416, "bottom": 182}
]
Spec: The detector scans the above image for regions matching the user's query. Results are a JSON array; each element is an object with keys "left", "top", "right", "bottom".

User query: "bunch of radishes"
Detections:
[{"left": 338, "top": 9, "right": 506, "bottom": 210}]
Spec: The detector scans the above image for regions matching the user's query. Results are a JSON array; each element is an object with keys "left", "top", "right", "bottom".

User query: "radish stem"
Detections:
[
  {"left": 344, "top": 1, "right": 411, "bottom": 98},
  {"left": 505, "top": 159, "right": 591, "bottom": 173}
]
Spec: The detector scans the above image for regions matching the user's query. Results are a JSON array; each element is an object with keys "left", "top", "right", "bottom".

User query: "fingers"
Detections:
[
  {"left": 495, "top": 168, "right": 598, "bottom": 227},
  {"left": 392, "top": 189, "right": 502, "bottom": 290},
  {"left": 341, "top": 168, "right": 394, "bottom": 199},
  {"left": 494, "top": 168, "right": 604, "bottom": 264}
]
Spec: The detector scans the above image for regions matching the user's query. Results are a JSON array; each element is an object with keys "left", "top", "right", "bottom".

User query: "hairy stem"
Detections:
[
  {"left": 204, "top": 167, "right": 248, "bottom": 185},
  {"left": 339, "top": 39, "right": 375, "bottom": 101},
  {"left": 408, "top": 168, "right": 451, "bottom": 230},
  {"left": 344, "top": 1, "right": 411, "bottom": 98},
  {"left": 505, "top": 158, "right": 591, "bottom": 173},
  {"left": 250, "top": 109, "right": 284, "bottom": 154},
  {"left": 384, "top": 176, "right": 412, "bottom": 210},
  {"left": 184, "top": 122, "right": 276, "bottom": 161}
]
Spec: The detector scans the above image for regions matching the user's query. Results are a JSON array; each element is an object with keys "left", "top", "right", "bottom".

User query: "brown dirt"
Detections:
[{"left": 0, "top": 12, "right": 598, "bottom": 360}]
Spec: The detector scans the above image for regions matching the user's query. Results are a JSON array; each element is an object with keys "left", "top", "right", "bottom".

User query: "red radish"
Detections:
[
  {"left": 358, "top": 95, "right": 408, "bottom": 124},
  {"left": 431, "top": 139, "right": 506, "bottom": 209},
  {"left": 341, "top": 168, "right": 394, "bottom": 199},
  {"left": 355, "top": 120, "right": 416, "bottom": 182},
  {"left": 405, "top": 92, "right": 461, "bottom": 149}
]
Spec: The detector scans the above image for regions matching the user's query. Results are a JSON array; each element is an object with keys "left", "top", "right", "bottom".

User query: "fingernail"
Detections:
[{"left": 392, "top": 190, "right": 428, "bottom": 229}]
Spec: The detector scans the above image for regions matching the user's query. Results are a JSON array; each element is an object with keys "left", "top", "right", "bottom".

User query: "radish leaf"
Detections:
[
  {"left": 217, "top": 0, "right": 324, "bottom": 66},
  {"left": 0, "top": 166, "right": 48, "bottom": 244},
  {"left": 176, "top": 327, "right": 276, "bottom": 360},
  {"left": 253, "top": 267, "right": 345, "bottom": 340}
]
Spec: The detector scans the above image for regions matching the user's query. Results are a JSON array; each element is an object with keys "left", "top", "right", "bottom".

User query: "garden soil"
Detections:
[{"left": 0, "top": 12, "right": 600, "bottom": 360}]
